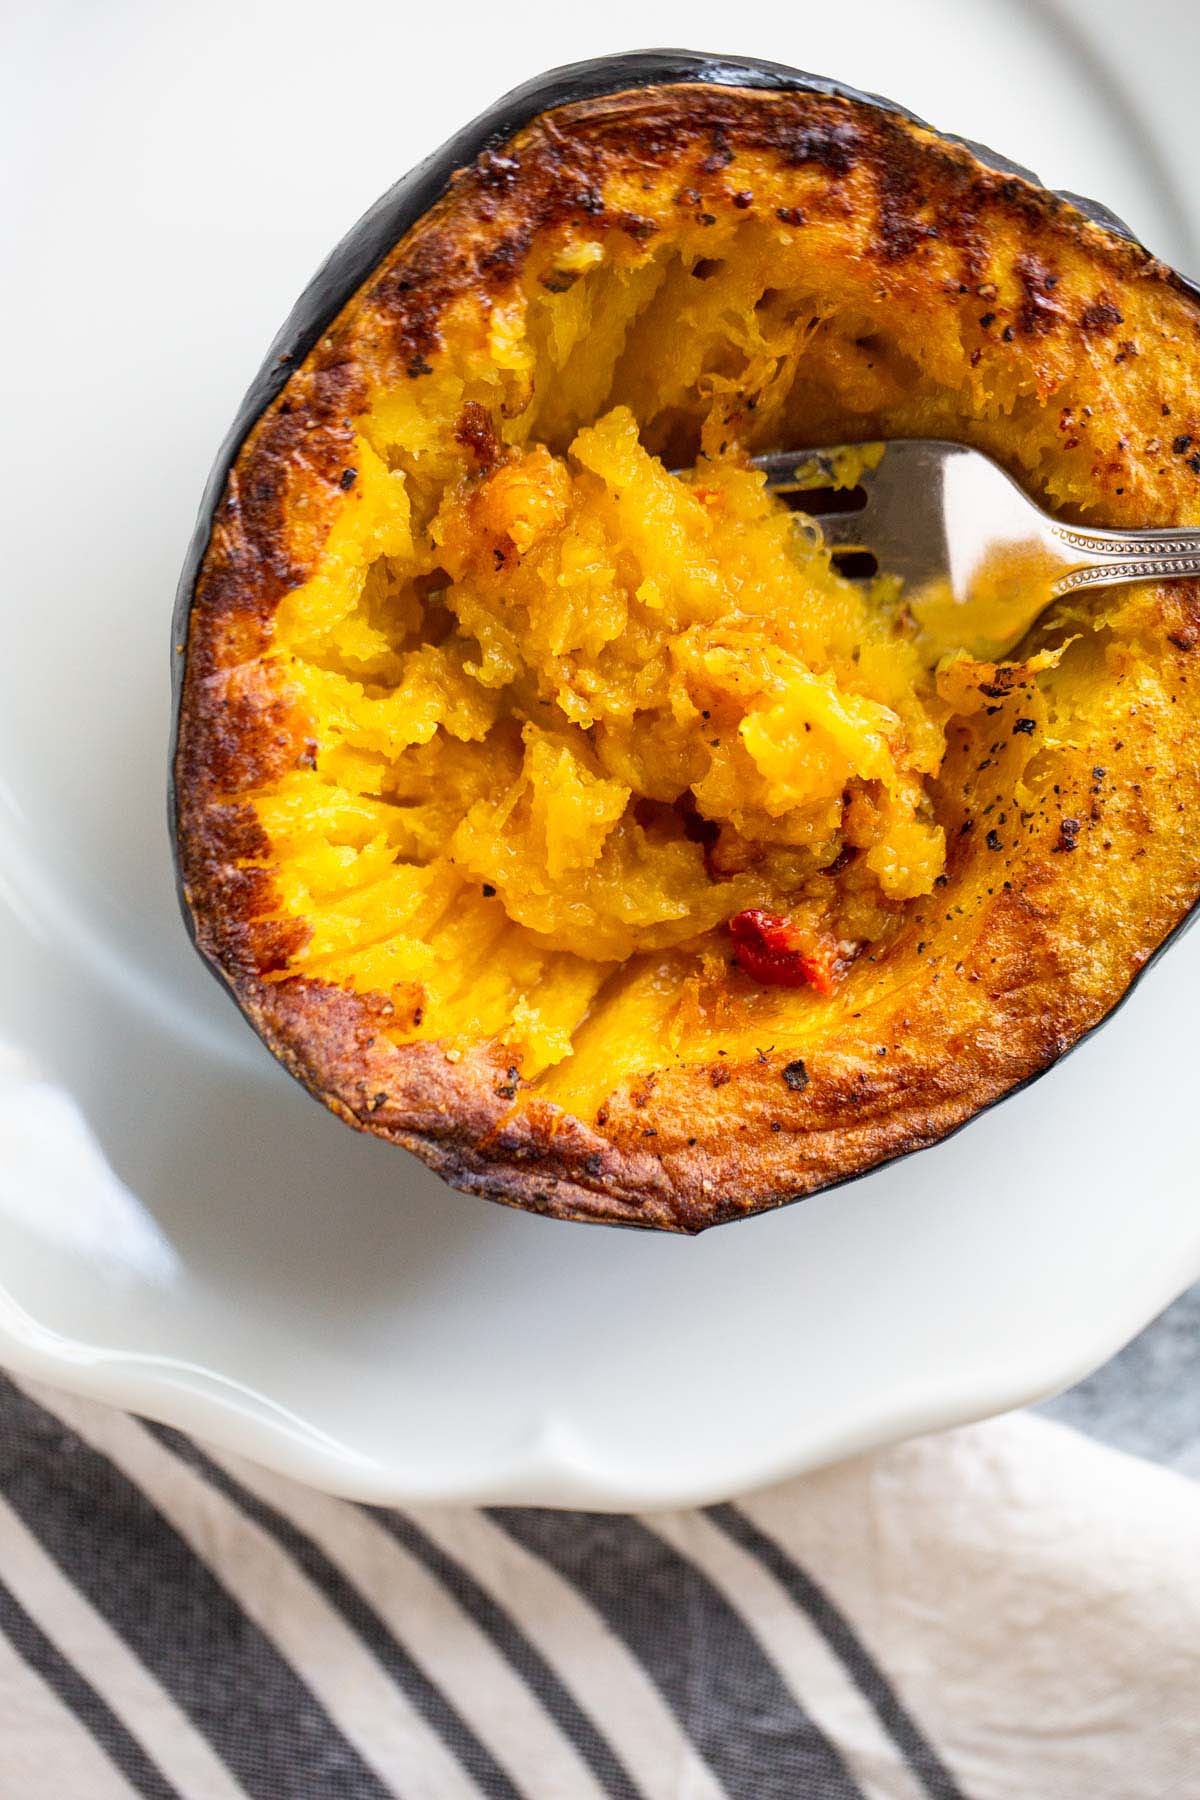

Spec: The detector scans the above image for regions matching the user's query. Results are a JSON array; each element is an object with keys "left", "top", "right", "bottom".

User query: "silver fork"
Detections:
[{"left": 755, "top": 439, "right": 1200, "bottom": 641}]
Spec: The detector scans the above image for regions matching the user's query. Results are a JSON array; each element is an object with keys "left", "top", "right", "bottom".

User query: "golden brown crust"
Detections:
[{"left": 175, "top": 81, "right": 1200, "bottom": 1230}]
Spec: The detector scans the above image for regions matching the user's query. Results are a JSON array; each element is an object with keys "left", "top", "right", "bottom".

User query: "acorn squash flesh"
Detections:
[{"left": 173, "top": 60, "right": 1200, "bottom": 1230}]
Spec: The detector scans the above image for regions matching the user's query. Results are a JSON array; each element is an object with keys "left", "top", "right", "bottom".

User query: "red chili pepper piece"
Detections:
[{"left": 728, "top": 908, "right": 844, "bottom": 996}]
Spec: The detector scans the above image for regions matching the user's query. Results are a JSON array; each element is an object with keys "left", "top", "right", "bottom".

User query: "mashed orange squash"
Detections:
[{"left": 257, "top": 401, "right": 981, "bottom": 1078}]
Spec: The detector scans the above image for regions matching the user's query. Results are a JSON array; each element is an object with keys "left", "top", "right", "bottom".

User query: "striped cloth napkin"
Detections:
[{"left": 1, "top": 1375, "right": 1198, "bottom": 1798}]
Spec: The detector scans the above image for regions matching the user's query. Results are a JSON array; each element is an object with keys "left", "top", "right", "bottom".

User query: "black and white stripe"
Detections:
[
  {"left": 0, "top": 1571, "right": 176, "bottom": 1798},
  {"left": 707, "top": 1505, "right": 964, "bottom": 1800},
  {"left": 169, "top": 1431, "right": 611, "bottom": 1797},
  {"left": 0, "top": 1374, "right": 967, "bottom": 1800},
  {"left": 402, "top": 1504, "right": 726, "bottom": 1799},
  {"left": 0, "top": 1607, "right": 143, "bottom": 1800},
  {"left": 0, "top": 1491, "right": 246, "bottom": 1799},
  {"left": 4, "top": 1379, "right": 476, "bottom": 1797},
  {"left": 370, "top": 1509, "right": 642, "bottom": 1797},
  {"left": 144, "top": 1425, "right": 524, "bottom": 1799},
  {"left": 491, "top": 1509, "right": 865, "bottom": 1799}
]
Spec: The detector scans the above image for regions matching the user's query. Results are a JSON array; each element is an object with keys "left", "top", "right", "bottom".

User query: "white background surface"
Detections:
[{"left": 1, "top": 0, "right": 1198, "bottom": 1503}]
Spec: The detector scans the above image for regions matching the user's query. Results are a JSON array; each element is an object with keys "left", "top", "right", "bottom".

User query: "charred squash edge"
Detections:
[{"left": 170, "top": 48, "right": 1200, "bottom": 1232}]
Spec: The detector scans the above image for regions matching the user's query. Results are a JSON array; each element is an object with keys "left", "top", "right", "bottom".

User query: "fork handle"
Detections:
[{"left": 1048, "top": 523, "right": 1200, "bottom": 597}]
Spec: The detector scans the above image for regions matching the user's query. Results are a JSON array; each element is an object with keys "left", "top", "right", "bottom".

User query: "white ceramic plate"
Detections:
[{"left": 3, "top": 0, "right": 1199, "bottom": 1507}]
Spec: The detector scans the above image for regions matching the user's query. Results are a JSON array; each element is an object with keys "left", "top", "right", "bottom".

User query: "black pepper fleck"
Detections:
[{"left": 782, "top": 1060, "right": 809, "bottom": 1093}]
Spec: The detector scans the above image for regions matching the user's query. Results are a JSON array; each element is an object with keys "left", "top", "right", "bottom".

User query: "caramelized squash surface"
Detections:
[{"left": 175, "top": 72, "right": 1200, "bottom": 1228}]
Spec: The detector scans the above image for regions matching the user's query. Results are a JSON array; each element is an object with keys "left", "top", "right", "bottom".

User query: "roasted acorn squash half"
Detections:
[{"left": 172, "top": 51, "right": 1200, "bottom": 1232}]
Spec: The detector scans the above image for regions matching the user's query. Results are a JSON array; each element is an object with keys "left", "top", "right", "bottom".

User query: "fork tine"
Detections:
[
  {"left": 826, "top": 550, "right": 881, "bottom": 583},
  {"left": 750, "top": 445, "right": 884, "bottom": 500},
  {"left": 751, "top": 446, "right": 879, "bottom": 554},
  {"left": 800, "top": 512, "right": 871, "bottom": 549}
]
